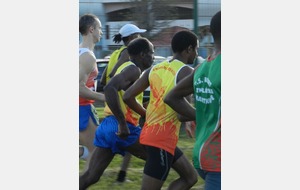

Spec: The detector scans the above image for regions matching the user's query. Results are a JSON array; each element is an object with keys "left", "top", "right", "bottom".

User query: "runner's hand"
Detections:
[{"left": 116, "top": 124, "right": 130, "bottom": 140}]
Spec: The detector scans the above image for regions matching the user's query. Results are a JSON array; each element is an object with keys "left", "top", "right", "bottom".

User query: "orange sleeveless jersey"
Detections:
[{"left": 140, "top": 60, "right": 187, "bottom": 155}]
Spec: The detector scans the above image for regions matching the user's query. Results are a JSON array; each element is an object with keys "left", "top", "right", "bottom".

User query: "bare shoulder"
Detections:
[
  {"left": 119, "top": 48, "right": 129, "bottom": 60},
  {"left": 183, "top": 65, "right": 194, "bottom": 73},
  {"left": 178, "top": 65, "right": 193, "bottom": 79},
  {"left": 122, "top": 64, "right": 141, "bottom": 79},
  {"left": 79, "top": 51, "right": 96, "bottom": 67}
]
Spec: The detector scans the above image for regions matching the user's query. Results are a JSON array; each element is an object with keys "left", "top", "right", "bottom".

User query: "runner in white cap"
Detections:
[{"left": 119, "top": 23, "right": 146, "bottom": 38}]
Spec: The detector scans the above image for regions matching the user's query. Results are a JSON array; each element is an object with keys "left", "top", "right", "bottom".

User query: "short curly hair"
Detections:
[
  {"left": 171, "top": 30, "right": 198, "bottom": 53},
  {"left": 210, "top": 11, "right": 221, "bottom": 42},
  {"left": 127, "top": 37, "right": 152, "bottom": 56}
]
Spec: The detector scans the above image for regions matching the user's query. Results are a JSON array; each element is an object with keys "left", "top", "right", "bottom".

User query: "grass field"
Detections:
[{"left": 80, "top": 106, "right": 204, "bottom": 189}]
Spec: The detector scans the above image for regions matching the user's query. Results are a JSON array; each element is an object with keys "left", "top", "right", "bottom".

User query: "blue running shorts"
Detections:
[
  {"left": 79, "top": 104, "right": 99, "bottom": 131},
  {"left": 196, "top": 168, "right": 221, "bottom": 190},
  {"left": 94, "top": 115, "right": 141, "bottom": 156}
]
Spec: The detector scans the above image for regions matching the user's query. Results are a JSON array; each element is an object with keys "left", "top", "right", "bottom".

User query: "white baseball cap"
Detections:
[{"left": 119, "top": 24, "right": 146, "bottom": 38}]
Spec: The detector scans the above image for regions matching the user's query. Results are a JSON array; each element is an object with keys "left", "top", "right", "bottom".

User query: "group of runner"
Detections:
[{"left": 79, "top": 10, "right": 221, "bottom": 190}]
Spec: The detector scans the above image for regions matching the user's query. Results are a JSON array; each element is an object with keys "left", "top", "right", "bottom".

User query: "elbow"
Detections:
[
  {"left": 177, "top": 114, "right": 185, "bottom": 122},
  {"left": 163, "top": 95, "right": 171, "bottom": 107},
  {"left": 103, "top": 83, "right": 114, "bottom": 97},
  {"left": 103, "top": 85, "right": 108, "bottom": 95},
  {"left": 177, "top": 114, "right": 189, "bottom": 122}
]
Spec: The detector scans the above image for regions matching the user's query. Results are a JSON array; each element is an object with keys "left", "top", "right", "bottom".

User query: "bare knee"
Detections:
[
  {"left": 177, "top": 167, "right": 198, "bottom": 188},
  {"left": 191, "top": 173, "right": 198, "bottom": 185},
  {"left": 185, "top": 169, "right": 198, "bottom": 187}
]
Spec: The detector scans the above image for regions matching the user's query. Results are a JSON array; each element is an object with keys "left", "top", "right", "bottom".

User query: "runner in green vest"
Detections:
[{"left": 164, "top": 11, "right": 221, "bottom": 190}]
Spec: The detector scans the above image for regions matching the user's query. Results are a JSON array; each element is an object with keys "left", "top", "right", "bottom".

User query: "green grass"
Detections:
[
  {"left": 79, "top": 131, "right": 204, "bottom": 189},
  {"left": 81, "top": 106, "right": 205, "bottom": 189}
]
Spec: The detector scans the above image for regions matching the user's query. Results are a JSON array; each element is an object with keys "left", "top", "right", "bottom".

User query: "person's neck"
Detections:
[
  {"left": 172, "top": 54, "right": 188, "bottom": 64},
  {"left": 210, "top": 43, "right": 221, "bottom": 58},
  {"left": 131, "top": 59, "right": 143, "bottom": 72},
  {"left": 79, "top": 37, "right": 95, "bottom": 51}
]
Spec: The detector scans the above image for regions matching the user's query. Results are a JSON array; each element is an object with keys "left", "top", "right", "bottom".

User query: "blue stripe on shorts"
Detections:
[
  {"left": 94, "top": 115, "right": 141, "bottom": 156},
  {"left": 79, "top": 104, "right": 99, "bottom": 131}
]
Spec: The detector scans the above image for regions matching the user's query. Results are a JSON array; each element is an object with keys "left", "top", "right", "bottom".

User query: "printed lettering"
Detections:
[
  {"left": 196, "top": 88, "right": 214, "bottom": 94},
  {"left": 204, "top": 77, "right": 212, "bottom": 86},
  {"left": 195, "top": 95, "right": 215, "bottom": 104}
]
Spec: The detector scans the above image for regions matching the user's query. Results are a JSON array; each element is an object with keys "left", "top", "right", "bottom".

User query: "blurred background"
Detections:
[{"left": 79, "top": 0, "right": 221, "bottom": 59}]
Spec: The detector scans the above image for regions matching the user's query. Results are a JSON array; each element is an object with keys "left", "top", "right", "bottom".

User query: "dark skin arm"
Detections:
[
  {"left": 104, "top": 65, "right": 141, "bottom": 139},
  {"left": 174, "top": 65, "right": 195, "bottom": 121},
  {"left": 164, "top": 69, "right": 196, "bottom": 121},
  {"left": 123, "top": 67, "right": 151, "bottom": 118},
  {"left": 173, "top": 65, "right": 196, "bottom": 138}
]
